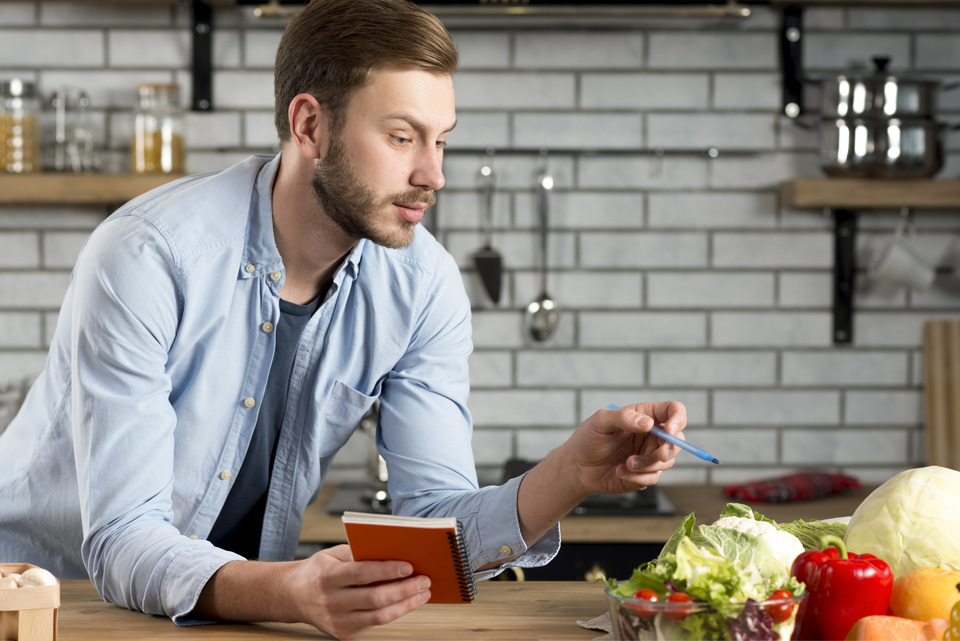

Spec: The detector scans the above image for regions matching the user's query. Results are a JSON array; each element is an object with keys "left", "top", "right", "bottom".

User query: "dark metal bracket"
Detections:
[
  {"left": 832, "top": 210, "right": 858, "bottom": 345},
  {"left": 191, "top": 0, "right": 213, "bottom": 111},
  {"left": 779, "top": 4, "right": 804, "bottom": 118}
]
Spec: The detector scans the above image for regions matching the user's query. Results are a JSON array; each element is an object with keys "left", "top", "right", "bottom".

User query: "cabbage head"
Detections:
[{"left": 844, "top": 465, "right": 960, "bottom": 579}]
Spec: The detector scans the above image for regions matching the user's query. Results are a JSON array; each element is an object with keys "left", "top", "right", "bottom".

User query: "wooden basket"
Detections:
[{"left": 0, "top": 563, "right": 59, "bottom": 641}]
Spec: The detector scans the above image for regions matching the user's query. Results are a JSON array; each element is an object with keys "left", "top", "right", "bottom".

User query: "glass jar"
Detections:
[
  {"left": 48, "top": 88, "right": 100, "bottom": 173},
  {"left": 0, "top": 79, "right": 41, "bottom": 173},
  {"left": 131, "top": 83, "right": 185, "bottom": 174}
]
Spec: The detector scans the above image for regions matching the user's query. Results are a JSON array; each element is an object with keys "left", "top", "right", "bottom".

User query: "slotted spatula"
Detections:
[{"left": 472, "top": 160, "right": 503, "bottom": 304}]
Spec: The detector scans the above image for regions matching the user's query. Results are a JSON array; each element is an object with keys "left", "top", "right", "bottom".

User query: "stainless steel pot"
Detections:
[
  {"left": 819, "top": 117, "right": 944, "bottom": 179},
  {"left": 818, "top": 57, "right": 943, "bottom": 119}
]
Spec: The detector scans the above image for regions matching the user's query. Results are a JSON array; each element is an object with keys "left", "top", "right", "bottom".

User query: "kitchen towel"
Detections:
[
  {"left": 722, "top": 470, "right": 861, "bottom": 503},
  {"left": 577, "top": 612, "right": 612, "bottom": 641}
]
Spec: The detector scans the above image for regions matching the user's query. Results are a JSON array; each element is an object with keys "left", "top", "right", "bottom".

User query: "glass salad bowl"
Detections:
[{"left": 605, "top": 587, "right": 807, "bottom": 641}]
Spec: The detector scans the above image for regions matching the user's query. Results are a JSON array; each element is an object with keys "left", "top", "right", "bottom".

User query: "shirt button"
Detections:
[
  {"left": 269, "top": 271, "right": 282, "bottom": 282},
  {"left": 244, "top": 263, "right": 256, "bottom": 273},
  {"left": 219, "top": 470, "right": 232, "bottom": 480},
  {"left": 261, "top": 321, "right": 274, "bottom": 333},
  {"left": 188, "top": 535, "right": 199, "bottom": 540},
  {"left": 499, "top": 545, "right": 513, "bottom": 556},
  {"left": 243, "top": 397, "right": 256, "bottom": 408}
]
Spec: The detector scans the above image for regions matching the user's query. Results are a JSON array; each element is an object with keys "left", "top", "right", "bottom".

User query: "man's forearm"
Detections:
[
  {"left": 194, "top": 559, "right": 301, "bottom": 624},
  {"left": 514, "top": 445, "right": 590, "bottom": 547}
]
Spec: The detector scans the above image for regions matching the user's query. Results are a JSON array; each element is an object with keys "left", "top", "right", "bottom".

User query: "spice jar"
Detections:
[
  {"left": 0, "top": 79, "right": 40, "bottom": 173},
  {"left": 132, "top": 83, "right": 185, "bottom": 174}
]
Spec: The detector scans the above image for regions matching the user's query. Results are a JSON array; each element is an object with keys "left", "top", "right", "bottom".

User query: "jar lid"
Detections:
[
  {"left": 136, "top": 83, "right": 182, "bottom": 107},
  {"left": 0, "top": 79, "right": 38, "bottom": 98}
]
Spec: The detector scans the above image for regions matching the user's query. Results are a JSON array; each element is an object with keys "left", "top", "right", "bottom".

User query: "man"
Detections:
[{"left": 0, "top": 1, "right": 686, "bottom": 639}]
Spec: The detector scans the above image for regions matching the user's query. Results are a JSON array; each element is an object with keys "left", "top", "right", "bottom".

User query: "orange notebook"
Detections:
[{"left": 342, "top": 511, "right": 477, "bottom": 604}]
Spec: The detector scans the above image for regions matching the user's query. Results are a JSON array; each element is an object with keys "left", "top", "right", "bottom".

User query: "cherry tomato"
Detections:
[
  {"left": 665, "top": 592, "right": 696, "bottom": 621},
  {"left": 628, "top": 588, "right": 660, "bottom": 618},
  {"left": 763, "top": 589, "right": 796, "bottom": 624}
]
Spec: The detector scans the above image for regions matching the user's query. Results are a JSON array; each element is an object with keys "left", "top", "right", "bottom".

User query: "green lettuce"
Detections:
[
  {"left": 609, "top": 504, "right": 811, "bottom": 600},
  {"left": 690, "top": 525, "right": 784, "bottom": 590},
  {"left": 672, "top": 537, "right": 766, "bottom": 603}
]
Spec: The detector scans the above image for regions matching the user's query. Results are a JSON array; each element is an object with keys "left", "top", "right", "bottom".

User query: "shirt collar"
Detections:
[{"left": 240, "top": 153, "right": 284, "bottom": 280}]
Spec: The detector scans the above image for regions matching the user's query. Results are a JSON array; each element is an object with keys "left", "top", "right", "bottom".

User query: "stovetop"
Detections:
[
  {"left": 501, "top": 458, "right": 676, "bottom": 516},
  {"left": 568, "top": 485, "right": 676, "bottom": 516}
]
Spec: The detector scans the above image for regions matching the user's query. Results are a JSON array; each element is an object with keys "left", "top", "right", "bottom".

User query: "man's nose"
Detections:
[{"left": 412, "top": 146, "right": 445, "bottom": 192}]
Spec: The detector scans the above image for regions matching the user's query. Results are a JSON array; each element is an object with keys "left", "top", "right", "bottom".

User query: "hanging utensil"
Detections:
[
  {"left": 472, "top": 152, "right": 503, "bottom": 303},
  {"left": 524, "top": 155, "right": 560, "bottom": 342}
]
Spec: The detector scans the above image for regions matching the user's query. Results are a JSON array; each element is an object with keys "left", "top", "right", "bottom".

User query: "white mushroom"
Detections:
[
  {"left": 18, "top": 567, "right": 58, "bottom": 587},
  {"left": 0, "top": 574, "right": 20, "bottom": 590}
]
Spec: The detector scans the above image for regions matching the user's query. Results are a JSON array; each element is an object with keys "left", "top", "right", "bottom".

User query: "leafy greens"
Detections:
[{"left": 606, "top": 503, "right": 845, "bottom": 640}]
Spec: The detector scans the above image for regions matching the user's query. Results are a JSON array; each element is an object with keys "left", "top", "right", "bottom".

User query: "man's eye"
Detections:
[
  {"left": 392, "top": 136, "right": 410, "bottom": 145},
  {"left": 436, "top": 140, "right": 448, "bottom": 150}
]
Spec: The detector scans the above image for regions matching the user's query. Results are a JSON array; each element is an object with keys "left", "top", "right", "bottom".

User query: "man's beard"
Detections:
[{"left": 311, "top": 136, "right": 436, "bottom": 250}]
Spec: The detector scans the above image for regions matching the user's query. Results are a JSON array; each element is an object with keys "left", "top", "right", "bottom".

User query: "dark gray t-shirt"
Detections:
[{"left": 208, "top": 296, "right": 319, "bottom": 558}]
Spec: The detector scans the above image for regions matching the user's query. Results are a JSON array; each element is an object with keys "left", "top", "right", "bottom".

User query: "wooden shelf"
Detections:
[
  {"left": 781, "top": 179, "right": 960, "bottom": 210},
  {"left": 781, "top": 179, "right": 960, "bottom": 345},
  {"left": 0, "top": 173, "right": 187, "bottom": 206}
]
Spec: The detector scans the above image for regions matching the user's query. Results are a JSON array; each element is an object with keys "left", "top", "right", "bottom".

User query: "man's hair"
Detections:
[{"left": 274, "top": 0, "right": 459, "bottom": 142}]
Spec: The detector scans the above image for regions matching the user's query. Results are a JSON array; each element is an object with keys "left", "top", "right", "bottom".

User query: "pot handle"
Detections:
[{"left": 873, "top": 56, "right": 891, "bottom": 72}]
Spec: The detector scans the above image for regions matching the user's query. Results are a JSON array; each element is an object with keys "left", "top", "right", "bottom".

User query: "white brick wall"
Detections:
[{"left": 1, "top": 3, "right": 959, "bottom": 487}]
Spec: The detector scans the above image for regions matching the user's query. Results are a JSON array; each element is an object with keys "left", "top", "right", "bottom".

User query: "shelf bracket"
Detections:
[
  {"left": 779, "top": 4, "right": 804, "bottom": 118},
  {"left": 191, "top": 0, "right": 213, "bottom": 111},
  {"left": 832, "top": 209, "right": 858, "bottom": 345}
]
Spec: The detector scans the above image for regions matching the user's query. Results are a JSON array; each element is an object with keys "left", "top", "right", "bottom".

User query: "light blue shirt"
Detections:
[{"left": 0, "top": 153, "right": 559, "bottom": 624}]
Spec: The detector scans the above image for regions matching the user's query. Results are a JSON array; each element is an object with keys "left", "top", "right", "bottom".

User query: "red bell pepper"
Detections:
[{"left": 790, "top": 534, "right": 893, "bottom": 641}]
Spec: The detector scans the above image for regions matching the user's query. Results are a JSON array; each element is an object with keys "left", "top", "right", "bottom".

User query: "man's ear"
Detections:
[{"left": 288, "top": 93, "right": 331, "bottom": 161}]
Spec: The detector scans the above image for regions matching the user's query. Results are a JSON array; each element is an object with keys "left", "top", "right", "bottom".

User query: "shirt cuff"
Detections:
[
  {"left": 469, "top": 474, "right": 561, "bottom": 578},
  {"left": 161, "top": 541, "right": 245, "bottom": 626}
]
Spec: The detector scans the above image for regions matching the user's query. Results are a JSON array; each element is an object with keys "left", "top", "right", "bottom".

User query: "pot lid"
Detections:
[{"left": 838, "top": 56, "right": 941, "bottom": 86}]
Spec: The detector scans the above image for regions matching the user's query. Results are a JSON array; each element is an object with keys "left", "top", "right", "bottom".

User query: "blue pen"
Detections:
[{"left": 606, "top": 403, "right": 720, "bottom": 465}]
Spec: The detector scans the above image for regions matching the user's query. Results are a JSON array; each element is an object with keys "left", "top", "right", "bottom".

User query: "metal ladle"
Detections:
[{"left": 525, "top": 160, "right": 560, "bottom": 342}]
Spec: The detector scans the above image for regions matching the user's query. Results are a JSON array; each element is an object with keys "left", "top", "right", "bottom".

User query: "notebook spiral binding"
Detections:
[{"left": 448, "top": 521, "right": 477, "bottom": 602}]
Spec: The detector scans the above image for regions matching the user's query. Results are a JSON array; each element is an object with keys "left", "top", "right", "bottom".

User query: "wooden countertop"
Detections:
[
  {"left": 56, "top": 580, "right": 604, "bottom": 640},
  {"left": 301, "top": 483, "right": 874, "bottom": 545}
]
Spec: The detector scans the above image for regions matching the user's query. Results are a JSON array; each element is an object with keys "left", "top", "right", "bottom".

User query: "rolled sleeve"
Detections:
[
  {"left": 463, "top": 475, "right": 561, "bottom": 578},
  {"left": 164, "top": 544, "right": 244, "bottom": 626}
]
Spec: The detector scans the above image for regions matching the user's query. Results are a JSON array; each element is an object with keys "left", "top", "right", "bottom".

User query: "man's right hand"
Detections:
[
  {"left": 194, "top": 544, "right": 432, "bottom": 640},
  {"left": 295, "top": 544, "right": 432, "bottom": 639}
]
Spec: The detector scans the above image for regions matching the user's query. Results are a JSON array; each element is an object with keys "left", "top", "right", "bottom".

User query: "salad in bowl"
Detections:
[{"left": 604, "top": 503, "right": 845, "bottom": 641}]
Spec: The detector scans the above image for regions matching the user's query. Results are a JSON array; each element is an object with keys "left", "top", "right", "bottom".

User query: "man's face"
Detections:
[{"left": 311, "top": 69, "right": 456, "bottom": 249}]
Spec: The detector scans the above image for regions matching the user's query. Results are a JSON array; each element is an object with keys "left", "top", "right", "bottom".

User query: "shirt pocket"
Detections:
[{"left": 318, "top": 381, "right": 378, "bottom": 458}]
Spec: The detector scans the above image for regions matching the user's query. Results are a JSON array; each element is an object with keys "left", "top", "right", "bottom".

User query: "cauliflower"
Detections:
[{"left": 711, "top": 516, "right": 804, "bottom": 571}]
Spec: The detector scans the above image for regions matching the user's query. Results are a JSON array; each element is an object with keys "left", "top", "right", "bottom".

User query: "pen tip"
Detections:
[{"left": 712, "top": 459, "right": 720, "bottom": 465}]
